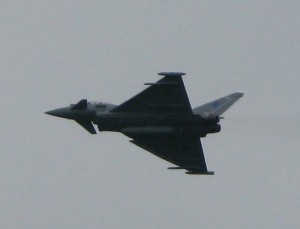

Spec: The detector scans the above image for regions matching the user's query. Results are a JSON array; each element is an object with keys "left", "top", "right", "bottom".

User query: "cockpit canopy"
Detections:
[{"left": 88, "top": 101, "right": 117, "bottom": 110}]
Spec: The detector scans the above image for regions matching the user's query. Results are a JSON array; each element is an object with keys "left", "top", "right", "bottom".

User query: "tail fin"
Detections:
[{"left": 193, "top": 93, "right": 243, "bottom": 116}]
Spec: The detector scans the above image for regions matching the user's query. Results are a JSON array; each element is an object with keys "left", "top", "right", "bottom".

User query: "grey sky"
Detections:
[{"left": 1, "top": 1, "right": 300, "bottom": 228}]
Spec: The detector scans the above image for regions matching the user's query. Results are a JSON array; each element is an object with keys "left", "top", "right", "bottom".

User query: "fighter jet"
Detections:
[{"left": 45, "top": 72, "right": 243, "bottom": 175}]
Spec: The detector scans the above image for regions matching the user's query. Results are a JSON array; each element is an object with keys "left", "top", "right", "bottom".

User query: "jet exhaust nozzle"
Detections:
[{"left": 201, "top": 115, "right": 220, "bottom": 124}]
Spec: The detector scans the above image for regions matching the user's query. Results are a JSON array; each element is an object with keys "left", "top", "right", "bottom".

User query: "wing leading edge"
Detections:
[{"left": 111, "top": 72, "right": 193, "bottom": 115}]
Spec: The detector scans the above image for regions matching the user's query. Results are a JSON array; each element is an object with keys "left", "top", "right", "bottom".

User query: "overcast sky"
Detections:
[{"left": 1, "top": 1, "right": 300, "bottom": 228}]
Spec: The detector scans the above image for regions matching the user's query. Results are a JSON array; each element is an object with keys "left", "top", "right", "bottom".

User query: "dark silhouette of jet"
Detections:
[{"left": 45, "top": 72, "right": 243, "bottom": 175}]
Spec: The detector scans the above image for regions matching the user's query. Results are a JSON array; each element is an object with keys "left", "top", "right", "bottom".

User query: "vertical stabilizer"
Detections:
[{"left": 193, "top": 93, "right": 243, "bottom": 116}]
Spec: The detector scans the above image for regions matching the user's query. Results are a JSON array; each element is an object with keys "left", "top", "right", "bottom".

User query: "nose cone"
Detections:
[{"left": 45, "top": 107, "right": 71, "bottom": 119}]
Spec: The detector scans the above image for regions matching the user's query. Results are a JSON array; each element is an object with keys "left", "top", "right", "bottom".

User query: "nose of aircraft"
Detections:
[
  {"left": 45, "top": 107, "right": 72, "bottom": 119},
  {"left": 45, "top": 104, "right": 97, "bottom": 134}
]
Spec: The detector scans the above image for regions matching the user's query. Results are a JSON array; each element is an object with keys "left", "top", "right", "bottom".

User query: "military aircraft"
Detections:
[{"left": 45, "top": 72, "right": 243, "bottom": 175}]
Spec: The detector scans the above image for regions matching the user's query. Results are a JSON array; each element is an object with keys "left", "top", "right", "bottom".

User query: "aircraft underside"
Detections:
[{"left": 45, "top": 72, "right": 243, "bottom": 174}]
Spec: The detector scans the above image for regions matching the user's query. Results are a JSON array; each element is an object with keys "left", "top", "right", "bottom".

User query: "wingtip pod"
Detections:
[
  {"left": 168, "top": 167, "right": 214, "bottom": 175},
  {"left": 158, "top": 72, "right": 186, "bottom": 77},
  {"left": 185, "top": 171, "right": 214, "bottom": 175}
]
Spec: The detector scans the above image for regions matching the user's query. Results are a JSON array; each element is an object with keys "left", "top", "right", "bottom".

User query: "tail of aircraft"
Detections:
[{"left": 193, "top": 93, "right": 244, "bottom": 116}]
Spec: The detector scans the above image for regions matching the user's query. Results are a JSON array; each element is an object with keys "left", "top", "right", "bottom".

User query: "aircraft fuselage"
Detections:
[
  {"left": 45, "top": 72, "right": 243, "bottom": 174},
  {"left": 94, "top": 112, "right": 221, "bottom": 137}
]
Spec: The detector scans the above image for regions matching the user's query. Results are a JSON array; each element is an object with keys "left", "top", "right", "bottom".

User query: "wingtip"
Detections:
[
  {"left": 158, "top": 72, "right": 186, "bottom": 77},
  {"left": 231, "top": 92, "right": 244, "bottom": 98},
  {"left": 185, "top": 171, "right": 214, "bottom": 175}
]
